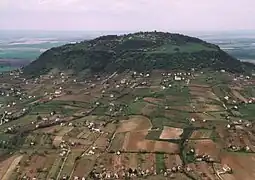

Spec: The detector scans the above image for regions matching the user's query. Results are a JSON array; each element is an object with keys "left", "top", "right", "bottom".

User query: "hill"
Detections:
[{"left": 23, "top": 31, "right": 254, "bottom": 76}]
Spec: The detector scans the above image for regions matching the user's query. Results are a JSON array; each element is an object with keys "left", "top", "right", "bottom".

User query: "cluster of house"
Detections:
[
  {"left": 225, "top": 120, "right": 253, "bottom": 153},
  {"left": 228, "top": 144, "right": 251, "bottom": 152},
  {"left": 188, "top": 148, "right": 215, "bottom": 163},
  {"left": 89, "top": 164, "right": 193, "bottom": 179},
  {"left": 64, "top": 176, "right": 85, "bottom": 180},
  {"left": 2, "top": 108, "right": 27, "bottom": 130},
  {"left": 226, "top": 119, "right": 252, "bottom": 129},
  {"left": 0, "top": 86, "right": 28, "bottom": 106},
  {"left": 233, "top": 74, "right": 251, "bottom": 81},
  {"left": 59, "top": 141, "right": 70, "bottom": 157},
  {"left": 223, "top": 95, "right": 254, "bottom": 105},
  {"left": 86, "top": 122, "right": 103, "bottom": 133}
]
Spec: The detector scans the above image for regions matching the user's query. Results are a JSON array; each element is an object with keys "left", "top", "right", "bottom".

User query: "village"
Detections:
[{"left": 0, "top": 68, "right": 255, "bottom": 180}]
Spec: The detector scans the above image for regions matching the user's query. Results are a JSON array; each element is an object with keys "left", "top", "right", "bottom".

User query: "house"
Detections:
[
  {"left": 54, "top": 90, "right": 62, "bottom": 95},
  {"left": 88, "top": 150, "right": 95, "bottom": 155},
  {"left": 224, "top": 96, "right": 229, "bottom": 101},
  {"left": 121, "top": 79, "right": 126, "bottom": 84},
  {"left": 190, "top": 118, "right": 196, "bottom": 122},
  {"left": 245, "top": 146, "right": 250, "bottom": 151},
  {"left": 174, "top": 76, "right": 182, "bottom": 81},
  {"left": 42, "top": 117, "right": 48, "bottom": 121},
  {"left": 222, "top": 164, "right": 232, "bottom": 173},
  {"left": 161, "top": 86, "right": 166, "bottom": 90}
]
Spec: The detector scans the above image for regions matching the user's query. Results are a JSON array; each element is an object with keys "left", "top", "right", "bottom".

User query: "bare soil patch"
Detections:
[
  {"left": 38, "top": 125, "right": 62, "bottom": 134},
  {"left": 53, "top": 136, "right": 63, "bottom": 147},
  {"left": 0, "top": 155, "right": 18, "bottom": 179},
  {"left": 220, "top": 153, "right": 255, "bottom": 180},
  {"left": 116, "top": 115, "right": 152, "bottom": 133},
  {"left": 189, "top": 85, "right": 220, "bottom": 103},
  {"left": 164, "top": 109, "right": 183, "bottom": 119},
  {"left": 94, "top": 136, "right": 109, "bottom": 151},
  {"left": 55, "top": 94, "right": 94, "bottom": 102},
  {"left": 207, "top": 91, "right": 221, "bottom": 101},
  {"left": 166, "top": 95, "right": 184, "bottom": 102},
  {"left": 189, "top": 86, "right": 211, "bottom": 92},
  {"left": 188, "top": 162, "right": 216, "bottom": 180},
  {"left": 189, "top": 84, "right": 211, "bottom": 88},
  {"left": 121, "top": 153, "right": 138, "bottom": 170},
  {"left": 204, "top": 104, "right": 223, "bottom": 111},
  {"left": 231, "top": 89, "right": 248, "bottom": 103},
  {"left": 109, "top": 132, "right": 126, "bottom": 151},
  {"left": 141, "top": 153, "right": 156, "bottom": 172},
  {"left": 2, "top": 155, "right": 23, "bottom": 180},
  {"left": 190, "top": 95, "right": 207, "bottom": 103},
  {"left": 190, "top": 130, "right": 212, "bottom": 139},
  {"left": 164, "top": 154, "right": 182, "bottom": 168},
  {"left": 73, "top": 157, "right": 96, "bottom": 177},
  {"left": 124, "top": 130, "right": 179, "bottom": 153},
  {"left": 149, "top": 86, "right": 162, "bottom": 91},
  {"left": 141, "top": 103, "right": 158, "bottom": 116},
  {"left": 193, "top": 112, "right": 215, "bottom": 121},
  {"left": 171, "top": 105, "right": 193, "bottom": 112},
  {"left": 56, "top": 127, "right": 74, "bottom": 136},
  {"left": 188, "top": 139, "right": 220, "bottom": 160},
  {"left": 20, "top": 155, "right": 47, "bottom": 179},
  {"left": 143, "top": 97, "right": 164, "bottom": 105},
  {"left": 159, "top": 126, "right": 183, "bottom": 140},
  {"left": 60, "top": 151, "right": 82, "bottom": 178}
]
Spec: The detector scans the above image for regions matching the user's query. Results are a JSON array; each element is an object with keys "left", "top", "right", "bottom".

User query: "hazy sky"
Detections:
[{"left": 0, "top": 0, "right": 254, "bottom": 31}]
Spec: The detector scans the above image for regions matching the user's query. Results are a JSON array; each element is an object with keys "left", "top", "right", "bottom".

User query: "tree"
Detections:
[
  {"left": 174, "top": 47, "right": 180, "bottom": 52},
  {"left": 37, "top": 115, "right": 42, "bottom": 121}
]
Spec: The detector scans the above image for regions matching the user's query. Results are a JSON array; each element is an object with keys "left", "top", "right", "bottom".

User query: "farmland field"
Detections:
[
  {"left": 0, "top": 68, "right": 255, "bottom": 179},
  {"left": 190, "top": 129, "right": 212, "bottom": 139}
]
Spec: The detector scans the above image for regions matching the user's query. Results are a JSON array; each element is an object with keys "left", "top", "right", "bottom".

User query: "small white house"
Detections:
[
  {"left": 190, "top": 118, "right": 196, "bottom": 122},
  {"left": 120, "top": 79, "right": 126, "bottom": 84},
  {"left": 224, "top": 96, "right": 229, "bottom": 101},
  {"left": 174, "top": 76, "right": 182, "bottom": 81},
  {"left": 54, "top": 90, "right": 62, "bottom": 95}
]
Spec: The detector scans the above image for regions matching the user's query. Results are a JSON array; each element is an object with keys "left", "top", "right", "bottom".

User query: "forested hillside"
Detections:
[{"left": 23, "top": 32, "right": 254, "bottom": 76}]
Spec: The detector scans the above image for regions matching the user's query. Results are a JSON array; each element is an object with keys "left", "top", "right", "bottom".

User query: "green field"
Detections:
[
  {"left": 151, "top": 42, "right": 217, "bottom": 54},
  {"left": 239, "top": 104, "right": 255, "bottom": 121},
  {"left": 156, "top": 153, "right": 166, "bottom": 173}
]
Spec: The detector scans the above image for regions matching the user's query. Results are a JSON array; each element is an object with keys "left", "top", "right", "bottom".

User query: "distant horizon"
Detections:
[
  {"left": 1, "top": 29, "right": 255, "bottom": 38},
  {"left": 1, "top": 29, "right": 255, "bottom": 32}
]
